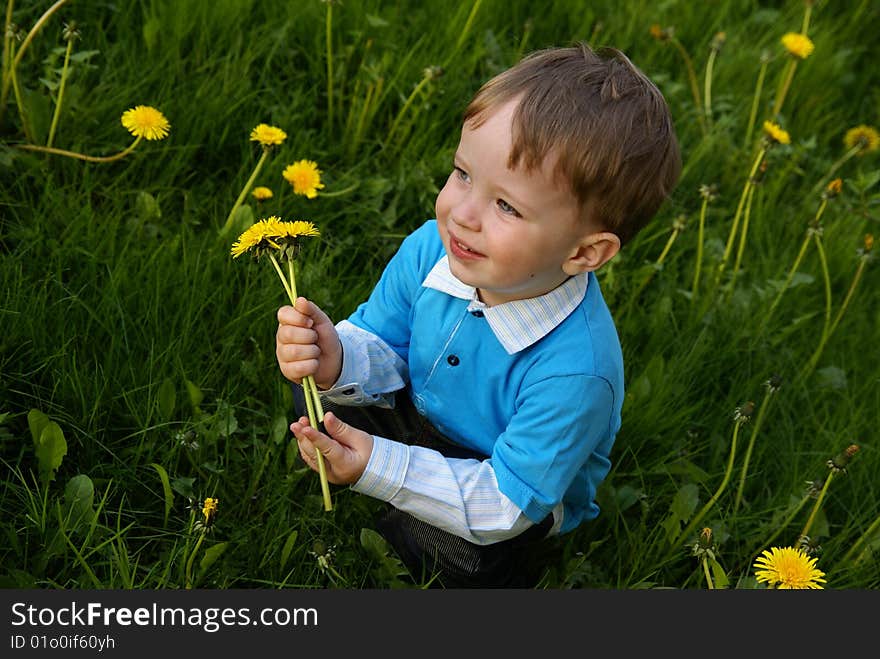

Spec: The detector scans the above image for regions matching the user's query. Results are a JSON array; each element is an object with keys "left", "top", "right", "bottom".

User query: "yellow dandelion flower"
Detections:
[
  {"left": 230, "top": 216, "right": 319, "bottom": 259},
  {"left": 864, "top": 234, "right": 874, "bottom": 253},
  {"left": 763, "top": 120, "right": 791, "bottom": 145},
  {"left": 283, "top": 160, "right": 325, "bottom": 199},
  {"left": 249, "top": 123, "right": 287, "bottom": 147},
  {"left": 825, "top": 178, "right": 843, "bottom": 196},
  {"left": 251, "top": 186, "right": 274, "bottom": 201},
  {"left": 843, "top": 125, "right": 880, "bottom": 154},
  {"left": 753, "top": 546, "right": 826, "bottom": 589},
  {"left": 202, "top": 497, "right": 219, "bottom": 526},
  {"left": 230, "top": 216, "right": 286, "bottom": 258},
  {"left": 120, "top": 105, "right": 170, "bottom": 140},
  {"left": 781, "top": 32, "right": 814, "bottom": 59}
]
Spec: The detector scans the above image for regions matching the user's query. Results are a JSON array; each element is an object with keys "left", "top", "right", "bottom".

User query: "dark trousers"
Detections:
[{"left": 291, "top": 383, "right": 560, "bottom": 588}]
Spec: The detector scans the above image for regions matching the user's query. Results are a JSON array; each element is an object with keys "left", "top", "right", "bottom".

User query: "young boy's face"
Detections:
[{"left": 435, "top": 99, "right": 593, "bottom": 307}]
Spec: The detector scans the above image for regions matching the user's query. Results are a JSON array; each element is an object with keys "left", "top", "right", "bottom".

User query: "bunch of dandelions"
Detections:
[
  {"left": 185, "top": 497, "right": 219, "bottom": 590},
  {"left": 230, "top": 216, "right": 333, "bottom": 512},
  {"left": 17, "top": 104, "right": 170, "bottom": 162},
  {"left": 753, "top": 546, "right": 826, "bottom": 590},
  {"left": 220, "top": 123, "right": 289, "bottom": 237}
]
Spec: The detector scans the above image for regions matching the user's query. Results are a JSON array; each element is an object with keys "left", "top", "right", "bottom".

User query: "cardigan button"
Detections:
[
  {"left": 470, "top": 310, "right": 484, "bottom": 317},
  {"left": 447, "top": 354, "right": 460, "bottom": 366}
]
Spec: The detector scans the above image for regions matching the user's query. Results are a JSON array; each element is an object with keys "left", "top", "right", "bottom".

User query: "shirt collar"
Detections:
[{"left": 421, "top": 256, "right": 588, "bottom": 354}]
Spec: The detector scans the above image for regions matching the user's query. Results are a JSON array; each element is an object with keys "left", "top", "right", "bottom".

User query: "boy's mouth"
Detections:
[{"left": 449, "top": 233, "right": 485, "bottom": 259}]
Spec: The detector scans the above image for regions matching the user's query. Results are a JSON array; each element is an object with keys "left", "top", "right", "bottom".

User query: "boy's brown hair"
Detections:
[{"left": 463, "top": 43, "right": 681, "bottom": 247}]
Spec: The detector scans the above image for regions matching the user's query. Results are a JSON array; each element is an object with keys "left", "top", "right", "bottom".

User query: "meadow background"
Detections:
[{"left": 1, "top": 0, "right": 878, "bottom": 589}]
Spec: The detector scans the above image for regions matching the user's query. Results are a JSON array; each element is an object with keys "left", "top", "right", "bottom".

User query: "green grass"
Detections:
[{"left": 1, "top": 0, "right": 878, "bottom": 589}]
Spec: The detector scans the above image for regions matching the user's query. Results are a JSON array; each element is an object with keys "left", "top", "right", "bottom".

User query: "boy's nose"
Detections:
[{"left": 451, "top": 198, "right": 480, "bottom": 231}]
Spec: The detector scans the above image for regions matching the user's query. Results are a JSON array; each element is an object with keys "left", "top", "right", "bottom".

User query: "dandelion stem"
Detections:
[
  {"left": 386, "top": 75, "right": 432, "bottom": 148},
  {"left": 0, "top": 0, "right": 70, "bottom": 124},
  {"left": 802, "top": 254, "right": 868, "bottom": 380},
  {"left": 16, "top": 135, "right": 143, "bottom": 162},
  {"left": 691, "top": 195, "right": 709, "bottom": 300},
  {"left": 620, "top": 223, "right": 680, "bottom": 317},
  {"left": 801, "top": 3, "right": 813, "bottom": 35},
  {"left": 728, "top": 181, "right": 757, "bottom": 296},
  {"left": 325, "top": 0, "right": 334, "bottom": 135},
  {"left": 798, "top": 232, "right": 834, "bottom": 380},
  {"left": 46, "top": 34, "right": 73, "bottom": 148},
  {"left": 316, "top": 181, "right": 360, "bottom": 198},
  {"left": 670, "top": 36, "right": 706, "bottom": 135},
  {"left": 716, "top": 148, "right": 765, "bottom": 289},
  {"left": 842, "top": 511, "right": 880, "bottom": 565},
  {"left": 184, "top": 531, "right": 206, "bottom": 590},
  {"left": 733, "top": 388, "right": 775, "bottom": 513},
  {"left": 702, "top": 556, "right": 715, "bottom": 589},
  {"left": 1, "top": 0, "right": 14, "bottom": 118},
  {"left": 749, "top": 492, "right": 811, "bottom": 562},
  {"left": 675, "top": 416, "right": 743, "bottom": 546},
  {"left": 798, "top": 471, "right": 834, "bottom": 545},
  {"left": 811, "top": 145, "right": 860, "bottom": 197},
  {"left": 703, "top": 47, "right": 717, "bottom": 127},
  {"left": 759, "top": 230, "right": 812, "bottom": 335},
  {"left": 277, "top": 255, "right": 333, "bottom": 512},
  {"left": 220, "top": 148, "right": 269, "bottom": 237},
  {"left": 771, "top": 58, "right": 797, "bottom": 118},
  {"left": 744, "top": 57, "right": 769, "bottom": 149}
]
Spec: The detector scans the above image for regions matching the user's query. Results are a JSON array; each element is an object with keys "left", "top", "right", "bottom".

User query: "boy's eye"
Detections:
[
  {"left": 496, "top": 199, "right": 520, "bottom": 216},
  {"left": 454, "top": 166, "right": 470, "bottom": 183}
]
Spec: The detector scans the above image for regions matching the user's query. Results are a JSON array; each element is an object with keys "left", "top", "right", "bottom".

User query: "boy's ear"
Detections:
[{"left": 563, "top": 232, "right": 621, "bottom": 275}]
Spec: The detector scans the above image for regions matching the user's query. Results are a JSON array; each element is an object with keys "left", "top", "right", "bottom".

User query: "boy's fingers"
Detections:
[{"left": 277, "top": 304, "right": 314, "bottom": 328}]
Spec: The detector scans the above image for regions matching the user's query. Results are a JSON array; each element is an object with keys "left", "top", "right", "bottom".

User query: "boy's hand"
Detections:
[
  {"left": 276, "top": 297, "right": 342, "bottom": 389},
  {"left": 291, "top": 412, "right": 373, "bottom": 485}
]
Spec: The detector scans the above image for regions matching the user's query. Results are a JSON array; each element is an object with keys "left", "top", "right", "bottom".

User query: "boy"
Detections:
[{"left": 276, "top": 43, "right": 681, "bottom": 587}]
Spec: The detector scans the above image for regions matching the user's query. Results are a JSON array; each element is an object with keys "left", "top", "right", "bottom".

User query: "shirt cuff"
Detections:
[{"left": 351, "top": 435, "right": 409, "bottom": 501}]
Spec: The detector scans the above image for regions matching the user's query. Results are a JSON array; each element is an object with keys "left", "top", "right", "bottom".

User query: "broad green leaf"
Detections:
[
  {"left": 27, "top": 409, "right": 50, "bottom": 446},
  {"left": 185, "top": 380, "right": 204, "bottom": 411},
  {"left": 150, "top": 463, "right": 174, "bottom": 526},
  {"left": 170, "top": 475, "right": 196, "bottom": 499},
  {"left": 34, "top": 421, "right": 67, "bottom": 484},
  {"left": 136, "top": 191, "right": 162, "bottom": 222},
  {"left": 271, "top": 413, "right": 288, "bottom": 446},
  {"left": 199, "top": 541, "right": 229, "bottom": 572},
  {"left": 280, "top": 530, "right": 299, "bottom": 571},
  {"left": 709, "top": 557, "right": 730, "bottom": 589},
  {"left": 359, "top": 527, "right": 390, "bottom": 558},
  {"left": 157, "top": 378, "right": 176, "bottom": 421},
  {"left": 143, "top": 17, "right": 161, "bottom": 52},
  {"left": 669, "top": 482, "right": 700, "bottom": 522},
  {"left": 63, "top": 474, "right": 95, "bottom": 530}
]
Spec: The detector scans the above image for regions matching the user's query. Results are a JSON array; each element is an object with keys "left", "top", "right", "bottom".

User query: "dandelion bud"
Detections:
[
  {"left": 649, "top": 24, "right": 671, "bottom": 41},
  {"left": 672, "top": 215, "right": 687, "bottom": 232},
  {"left": 699, "top": 527, "right": 714, "bottom": 549},
  {"left": 823, "top": 178, "right": 843, "bottom": 199},
  {"left": 710, "top": 32, "right": 726, "bottom": 52},
  {"left": 827, "top": 444, "right": 859, "bottom": 472},
  {"left": 864, "top": 234, "right": 874, "bottom": 252}
]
